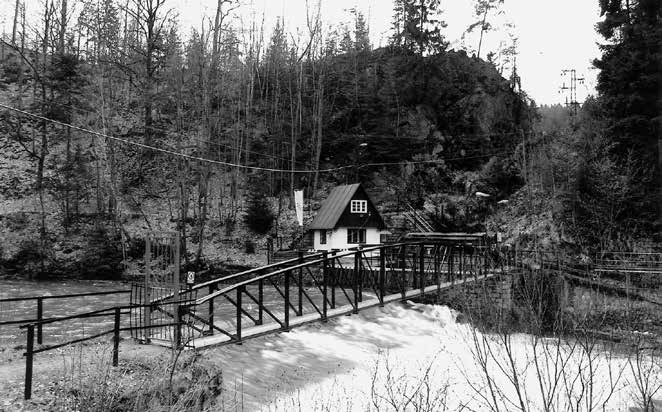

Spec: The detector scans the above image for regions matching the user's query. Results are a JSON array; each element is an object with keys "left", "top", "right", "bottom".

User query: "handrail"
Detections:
[
  {"left": 192, "top": 250, "right": 326, "bottom": 291},
  {"left": 0, "top": 289, "right": 130, "bottom": 303},
  {"left": 193, "top": 242, "right": 424, "bottom": 306}
]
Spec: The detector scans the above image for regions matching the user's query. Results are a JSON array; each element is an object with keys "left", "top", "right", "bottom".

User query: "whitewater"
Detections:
[{"left": 205, "top": 302, "right": 661, "bottom": 411}]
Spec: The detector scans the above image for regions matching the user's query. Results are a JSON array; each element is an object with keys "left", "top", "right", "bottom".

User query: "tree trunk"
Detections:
[{"left": 12, "top": 0, "right": 20, "bottom": 44}]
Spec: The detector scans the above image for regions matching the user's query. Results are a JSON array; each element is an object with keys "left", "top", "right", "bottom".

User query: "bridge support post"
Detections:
[
  {"left": 379, "top": 247, "right": 385, "bottom": 306},
  {"left": 236, "top": 286, "right": 243, "bottom": 344},
  {"left": 353, "top": 251, "right": 360, "bottom": 314},
  {"left": 322, "top": 251, "right": 328, "bottom": 322},
  {"left": 283, "top": 271, "right": 290, "bottom": 331},
  {"left": 208, "top": 284, "right": 215, "bottom": 335}
]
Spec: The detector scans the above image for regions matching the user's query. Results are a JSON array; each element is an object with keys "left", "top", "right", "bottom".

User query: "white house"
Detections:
[{"left": 308, "top": 183, "right": 388, "bottom": 251}]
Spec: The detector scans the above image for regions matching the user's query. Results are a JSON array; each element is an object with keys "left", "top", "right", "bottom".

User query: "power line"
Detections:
[{"left": 0, "top": 102, "right": 511, "bottom": 174}]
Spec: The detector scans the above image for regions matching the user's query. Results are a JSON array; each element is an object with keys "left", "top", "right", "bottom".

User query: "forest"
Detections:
[{"left": 0, "top": 0, "right": 660, "bottom": 278}]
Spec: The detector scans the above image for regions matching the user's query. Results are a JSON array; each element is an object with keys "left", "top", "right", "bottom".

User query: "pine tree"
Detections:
[
  {"left": 594, "top": 0, "right": 662, "bottom": 232},
  {"left": 244, "top": 186, "right": 275, "bottom": 235},
  {"left": 390, "top": 0, "right": 448, "bottom": 55}
]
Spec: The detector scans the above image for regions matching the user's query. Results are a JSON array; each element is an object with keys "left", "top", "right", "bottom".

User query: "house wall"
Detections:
[{"left": 312, "top": 227, "right": 382, "bottom": 251}]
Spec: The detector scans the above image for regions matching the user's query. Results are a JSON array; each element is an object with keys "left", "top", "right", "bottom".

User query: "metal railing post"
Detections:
[
  {"left": 236, "top": 286, "right": 243, "bottom": 344},
  {"left": 419, "top": 244, "right": 425, "bottom": 295},
  {"left": 113, "top": 307, "right": 120, "bottom": 367},
  {"left": 298, "top": 250, "right": 304, "bottom": 316},
  {"left": 435, "top": 245, "right": 441, "bottom": 301},
  {"left": 283, "top": 271, "right": 290, "bottom": 331},
  {"left": 331, "top": 251, "right": 336, "bottom": 309},
  {"left": 24, "top": 324, "right": 34, "bottom": 400},
  {"left": 400, "top": 245, "right": 407, "bottom": 301},
  {"left": 379, "top": 246, "right": 386, "bottom": 306},
  {"left": 258, "top": 277, "right": 264, "bottom": 325},
  {"left": 449, "top": 248, "right": 454, "bottom": 284},
  {"left": 322, "top": 251, "right": 328, "bottom": 322},
  {"left": 353, "top": 251, "right": 360, "bottom": 313},
  {"left": 208, "top": 284, "right": 215, "bottom": 335},
  {"left": 174, "top": 305, "right": 182, "bottom": 349},
  {"left": 36, "top": 298, "right": 43, "bottom": 345}
]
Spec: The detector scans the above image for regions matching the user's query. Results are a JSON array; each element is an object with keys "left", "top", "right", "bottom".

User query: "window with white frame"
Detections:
[
  {"left": 319, "top": 230, "right": 327, "bottom": 244},
  {"left": 347, "top": 228, "right": 366, "bottom": 244},
  {"left": 350, "top": 200, "right": 367, "bottom": 214}
]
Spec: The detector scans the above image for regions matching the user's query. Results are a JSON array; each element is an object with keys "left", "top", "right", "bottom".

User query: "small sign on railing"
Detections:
[{"left": 186, "top": 271, "right": 195, "bottom": 286}]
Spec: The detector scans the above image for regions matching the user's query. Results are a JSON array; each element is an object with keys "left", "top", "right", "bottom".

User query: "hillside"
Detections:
[{"left": 0, "top": 41, "right": 532, "bottom": 279}]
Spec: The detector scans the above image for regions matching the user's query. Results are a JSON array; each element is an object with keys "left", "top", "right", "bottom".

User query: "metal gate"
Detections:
[{"left": 130, "top": 232, "right": 195, "bottom": 346}]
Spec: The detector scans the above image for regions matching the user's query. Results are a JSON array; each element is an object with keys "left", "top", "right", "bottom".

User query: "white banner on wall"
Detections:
[{"left": 294, "top": 190, "right": 304, "bottom": 226}]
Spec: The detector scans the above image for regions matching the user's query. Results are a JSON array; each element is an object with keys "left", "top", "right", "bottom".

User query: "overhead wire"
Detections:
[{"left": 0, "top": 102, "right": 512, "bottom": 174}]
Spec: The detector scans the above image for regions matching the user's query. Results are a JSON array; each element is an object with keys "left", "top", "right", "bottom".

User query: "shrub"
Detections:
[{"left": 243, "top": 190, "right": 274, "bottom": 235}]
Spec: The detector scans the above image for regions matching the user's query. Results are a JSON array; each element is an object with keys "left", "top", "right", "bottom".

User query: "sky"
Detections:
[{"left": 0, "top": 0, "right": 603, "bottom": 105}]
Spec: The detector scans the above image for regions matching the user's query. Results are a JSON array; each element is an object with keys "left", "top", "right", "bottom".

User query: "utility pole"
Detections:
[{"left": 560, "top": 69, "right": 585, "bottom": 115}]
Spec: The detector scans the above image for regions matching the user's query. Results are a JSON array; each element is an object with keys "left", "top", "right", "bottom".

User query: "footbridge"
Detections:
[{"left": 131, "top": 240, "right": 505, "bottom": 349}]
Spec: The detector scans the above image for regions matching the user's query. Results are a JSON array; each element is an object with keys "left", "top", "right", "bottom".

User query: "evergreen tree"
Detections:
[
  {"left": 594, "top": 0, "right": 662, "bottom": 231},
  {"left": 390, "top": 0, "right": 448, "bottom": 55},
  {"left": 243, "top": 185, "right": 275, "bottom": 235}
]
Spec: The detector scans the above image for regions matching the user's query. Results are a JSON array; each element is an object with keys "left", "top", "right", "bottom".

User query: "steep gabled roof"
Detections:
[{"left": 308, "top": 184, "right": 361, "bottom": 230}]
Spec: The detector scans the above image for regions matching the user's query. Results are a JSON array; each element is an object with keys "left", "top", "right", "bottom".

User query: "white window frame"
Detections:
[
  {"left": 347, "top": 228, "right": 366, "bottom": 244},
  {"left": 319, "top": 230, "right": 327, "bottom": 245},
  {"left": 350, "top": 200, "right": 367, "bottom": 214}
]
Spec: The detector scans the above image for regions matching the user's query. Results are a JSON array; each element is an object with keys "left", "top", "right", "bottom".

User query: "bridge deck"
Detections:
[{"left": 192, "top": 273, "right": 495, "bottom": 349}]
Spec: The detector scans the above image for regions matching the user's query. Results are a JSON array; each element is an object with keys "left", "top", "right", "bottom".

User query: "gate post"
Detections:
[
  {"left": 143, "top": 236, "right": 152, "bottom": 343},
  {"left": 379, "top": 247, "right": 386, "bottom": 306}
]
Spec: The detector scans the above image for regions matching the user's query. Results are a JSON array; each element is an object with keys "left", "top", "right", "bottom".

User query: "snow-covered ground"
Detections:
[{"left": 204, "top": 302, "right": 661, "bottom": 411}]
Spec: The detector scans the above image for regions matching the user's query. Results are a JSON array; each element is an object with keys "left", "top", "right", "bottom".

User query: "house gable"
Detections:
[
  {"left": 336, "top": 186, "right": 386, "bottom": 229},
  {"left": 308, "top": 184, "right": 386, "bottom": 231}
]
